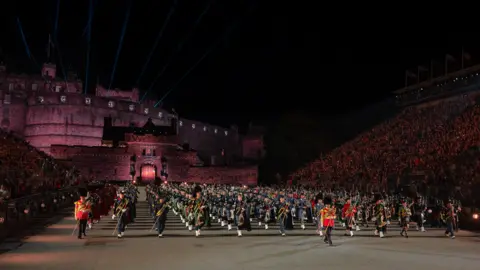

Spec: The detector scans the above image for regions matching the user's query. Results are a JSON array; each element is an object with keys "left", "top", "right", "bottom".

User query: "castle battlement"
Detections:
[
  {"left": 27, "top": 91, "right": 173, "bottom": 124},
  {"left": 95, "top": 85, "right": 139, "bottom": 102},
  {"left": 0, "top": 62, "right": 243, "bottom": 166}
]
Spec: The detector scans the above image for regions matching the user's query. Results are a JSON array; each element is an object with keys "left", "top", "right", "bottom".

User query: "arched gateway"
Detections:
[{"left": 140, "top": 164, "right": 157, "bottom": 182}]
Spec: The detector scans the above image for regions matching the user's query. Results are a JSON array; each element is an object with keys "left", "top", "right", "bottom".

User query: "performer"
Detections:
[
  {"left": 320, "top": 196, "right": 335, "bottom": 246},
  {"left": 235, "top": 193, "right": 251, "bottom": 237},
  {"left": 398, "top": 200, "right": 411, "bottom": 238},
  {"left": 342, "top": 198, "right": 357, "bottom": 237},
  {"left": 412, "top": 197, "right": 426, "bottom": 232},
  {"left": 74, "top": 195, "right": 91, "bottom": 239},
  {"left": 444, "top": 201, "right": 456, "bottom": 239},
  {"left": 276, "top": 195, "right": 288, "bottom": 236},
  {"left": 193, "top": 186, "right": 206, "bottom": 237},
  {"left": 297, "top": 193, "right": 308, "bottom": 230},
  {"left": 112, "top": 191, "right": 130, "bottom": 238},
  {"left": 373, "top": 193, "right": 386, "bottom": 238},
  {"left": 154, "top": 195, "right": 169, "bottom": 237},
  {"left": 314, "top": 197, "right": 324, "bottom": 236}
]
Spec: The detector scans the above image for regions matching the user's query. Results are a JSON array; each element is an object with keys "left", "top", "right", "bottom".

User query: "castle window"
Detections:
[
  {"left": 203, "top": 126, "right": 207, "bottom": 131},
  {"left": 144, "top": 108, "right": 149, "bottom": 114},
  {"left": 60, "top": 95, "right": 66, "bottom": 103},
  {"left": 192, "top": 123, "right": 195, "bottom": 129},
  {"left": 129, "top": 104, "right": 135, "bottom": 111},
  {"left": 108, "top": 101, "right": 115, "bottom": 108},
  {"left": 55, "top": 85, "right": 61, "bottom": 92},
  {"left": 158, "top": 112, "right": 163, "bottom": 118},
  {"left": 224, "top": 130, "right": 228, "bottom": 136},
  {"left": 32, "top": 84, "right": 38, "bottom": 91},
  {"left": 214, "top": 128, "right": 218, "bottom": 134},
  {"left": 179, "top": 121, "right": 183, "bottom": 126},
  {"left": 85, "top": 97, "right": 91, "bottom": 105},
  {"left": 38, "top": 96, "right": 44, "bottom": 103}
]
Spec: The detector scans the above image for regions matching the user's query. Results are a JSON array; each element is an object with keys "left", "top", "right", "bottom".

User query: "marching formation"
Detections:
[
  {"left": 73, "top": 182, "right": 460, "bottom": 244},
  {"left": 143, "top": 183, "right": 460, "bottom": 245},
  {"left": 73, "top": 182, "right": 137, "bottom": 239}
]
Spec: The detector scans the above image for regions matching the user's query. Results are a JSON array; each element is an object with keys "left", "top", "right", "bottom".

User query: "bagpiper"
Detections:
[
  {"left": 74, "top": 195, "right": 91, "bottom": 239},
  {"left": 192, "top": 186, "right": 206, "bottom": 237},
  {"left": 235, "top": 193, "right": 251, "bottom": 237},
  {"left": 153, "top": 194, "right": 170, "bottom": 237},
  {"left": 373, "top": 193, "right": 387, "bottom": 238},
  {"left": 398, "top": 199, "right": 411, "bottom": 238},
  {"left": 342, "top": 197, "right": 357, "bottom": 237}
]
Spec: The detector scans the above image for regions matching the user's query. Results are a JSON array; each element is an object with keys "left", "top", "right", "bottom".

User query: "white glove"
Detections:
[
  {"left": 112, "top": 215, "right": 116, "bottom": 219},
  {"left": 121, "top": 209, "right": 127, "bottom": 213}
]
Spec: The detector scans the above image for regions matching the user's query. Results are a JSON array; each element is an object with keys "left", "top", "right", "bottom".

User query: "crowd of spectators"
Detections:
[
  {"left": 292, "top": 93, "right": 480, "bottom": 201},
  {"left": 0, "top": 129, "right": 76, "bottom": 201}
]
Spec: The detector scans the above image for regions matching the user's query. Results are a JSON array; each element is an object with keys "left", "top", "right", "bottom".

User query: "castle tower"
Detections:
[{"left": 42, "top": 63, "right": 57, "bottom": 79}]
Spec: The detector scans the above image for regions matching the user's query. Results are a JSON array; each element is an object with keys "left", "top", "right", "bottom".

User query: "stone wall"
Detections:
[
  {"left": 18, "top": 92, "right": 240, "bottom": 158},
  {"left": 50, "top": 144, "right": 257, "bottom": 184}
]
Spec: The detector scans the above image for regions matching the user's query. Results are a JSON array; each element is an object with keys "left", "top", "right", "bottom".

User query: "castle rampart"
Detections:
[{"left": 0, "top": 63, "right": 255, "bottom": 180}]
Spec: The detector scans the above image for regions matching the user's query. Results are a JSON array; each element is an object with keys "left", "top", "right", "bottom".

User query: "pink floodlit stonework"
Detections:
[{"left": 0, "top": 62, "right": 263, "bottom": 184}]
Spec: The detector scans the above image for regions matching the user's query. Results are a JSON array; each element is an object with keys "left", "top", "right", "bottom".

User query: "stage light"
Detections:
[{"left": 473, "top": 213, "right": 479, "bottom": 220}]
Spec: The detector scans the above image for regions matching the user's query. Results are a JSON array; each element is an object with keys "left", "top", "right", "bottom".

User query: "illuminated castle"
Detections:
[{"left": 0, "top": 62, "right": 262, "bottom": 184}]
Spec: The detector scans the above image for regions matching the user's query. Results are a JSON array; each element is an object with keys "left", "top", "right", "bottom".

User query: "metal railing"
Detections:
[{"left": 0, "top": 187, "right": 79, "bottom": 240}]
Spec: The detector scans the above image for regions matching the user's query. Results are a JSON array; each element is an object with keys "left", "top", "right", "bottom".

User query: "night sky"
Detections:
[{"left": 1, "top": 1, "right": 477, "bottom": 130}]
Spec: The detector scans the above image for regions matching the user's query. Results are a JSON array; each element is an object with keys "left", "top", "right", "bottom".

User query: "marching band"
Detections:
[{"left": 74, "top": 182, "right": 462, "bottom": 243}]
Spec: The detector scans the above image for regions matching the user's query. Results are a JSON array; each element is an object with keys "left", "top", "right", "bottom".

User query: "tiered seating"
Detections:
[
  {"left": 292, "top": 96, "right": 480, "bottom": 199},
  {"left": 0, "top": 129, "right": 74, "bottom": 198}
]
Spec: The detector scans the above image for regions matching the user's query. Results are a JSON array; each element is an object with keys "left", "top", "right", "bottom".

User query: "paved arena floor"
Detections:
[{"left": 1, "top": 214, "right": 480, "bottom": 270}]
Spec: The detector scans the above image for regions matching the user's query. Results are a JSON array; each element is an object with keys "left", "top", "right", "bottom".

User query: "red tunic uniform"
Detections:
[
  {"left": 342, "top": 203, "right": 356, "bottom": 218},
  {"left": 74, "top": 200, "right": 91, "bottom": 220},
  {"left": 321, "top": 206, "right": 336, "bottom": 227}
]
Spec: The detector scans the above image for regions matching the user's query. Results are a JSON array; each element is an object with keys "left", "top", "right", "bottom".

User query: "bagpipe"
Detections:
[
  {"left": 235, "top": 202, "right": 246, "bottom": 226},
  {"left": 374, "top": 204, "right": 387, "bottom": 228},
  {"left": 193, "top": 199, "right": 206, "bottom": 226}
]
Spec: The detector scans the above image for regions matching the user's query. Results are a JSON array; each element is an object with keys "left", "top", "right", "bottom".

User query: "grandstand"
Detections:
[
  {"left": 292, "top": 60, "right": 480, "bottom": 206},
  {"left": 0, "top": 129, "right": 76, "bottom": 199}
]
